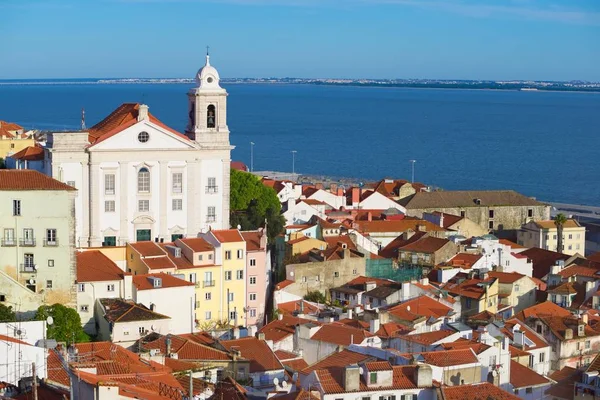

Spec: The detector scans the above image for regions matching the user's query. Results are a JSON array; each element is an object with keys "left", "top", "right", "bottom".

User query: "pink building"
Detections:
[{"left": 241, "top": 228, "right": 271, "bottom": 328}]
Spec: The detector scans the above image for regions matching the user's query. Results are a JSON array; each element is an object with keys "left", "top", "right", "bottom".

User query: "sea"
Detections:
[{"left": 1, "top": 80, "right": 599, "bottom": 206}]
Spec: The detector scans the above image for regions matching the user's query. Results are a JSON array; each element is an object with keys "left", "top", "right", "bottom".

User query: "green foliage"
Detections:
[
  {"left": 0, "top": 304, "right": 16, "bottom": 322},
  {"left": 554, "top": 213, "right": 568, "bottom": 254},
  {"left": 35, "top": 304, "right": 90, "bottom": 343},
  {"left": 229, "top": 169, "right": 285, "bottom": 243},
  {"left": 0, "top": 158, "right": 5, "bottom": 169},
  {"left": 304, "top": 290, "right": 327, "bottom": 304}
]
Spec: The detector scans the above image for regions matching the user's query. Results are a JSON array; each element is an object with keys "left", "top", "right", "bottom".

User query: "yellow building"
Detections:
[
  {"left": 445, "top": 274, "right": 499, "bottom": 317},
  {"left": 0, "top": 121, "right": 35, "bottom": 160},
  {"left": 518, "top": 219, "right": 585, "bottom": 255},
  {"left": 286, "top": 232, "right": 327, "bottom": 257}
]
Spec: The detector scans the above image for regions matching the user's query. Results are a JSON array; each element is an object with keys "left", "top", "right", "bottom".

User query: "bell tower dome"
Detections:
[{"left": 186, "top": 51, "right": 230, "bottom": 148}]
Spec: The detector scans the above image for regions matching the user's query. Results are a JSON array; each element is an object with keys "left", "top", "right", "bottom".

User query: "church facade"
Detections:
[{"left": 47, "top": 55, "right": 232, "bottom": 247}]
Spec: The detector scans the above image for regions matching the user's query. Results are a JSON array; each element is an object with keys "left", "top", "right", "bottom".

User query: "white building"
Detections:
[
  {"left": 0, "top": 334, "right": 46, "bottom": 386},
  {"left": 46, "top": 55, "right": 232, "bottom": 247}
]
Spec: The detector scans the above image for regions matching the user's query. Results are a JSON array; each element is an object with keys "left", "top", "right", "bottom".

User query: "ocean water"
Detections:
[{"left": 1, "top": 82, "right": 599, "bottom": 205}]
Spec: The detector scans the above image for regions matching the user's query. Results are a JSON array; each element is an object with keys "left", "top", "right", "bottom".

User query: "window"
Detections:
[
  {"left": 67, "top": 180, "right": 76, "bottom": 188},
  {"left": 250, "top": 258, "right": 256, "bottom": 267},
  {"left": 3, "top": 228, "right": 15, "bottom": 246},
  {"left": 225, "top": 271, "right": 232, "bottom": 280},
  {"left": 105, "top": 174, "right": 115, "bottom": 195},
  {"left": 105, "top": 200, "right": 115, "bottom": 212},
  {"left": 107, "top": 284, "right": 115, "bottom": 292},
  {"left": 525, "top": 388, "right": 533, "bottom": 394},
  {"left": 228, "top": 292, "right": 234, "bottom": 302},
  {"left": 46, "top": 280, "right": 53, "bottom": 289},
  {"left": 539, "top": 352, "right": 545, "bottom": 362},
  {"left": 249, "top": 293, "right": 257, "bottom": 301},
  {"left": 249, "top": 309, "right": 257, "bottom": 317},
  {"left": 103, "top": 236, "right": 117, "bottom": 247},
  {"left": 205, "top": 292, "right": 211, "bottom": 300},
  {"left": 236, "top": 270, "right": 244, "bottom": 279},
  {"left": 569, "top": 234, "right": 573, "bottom": 240},
  {"left": 138, "top": 131, "right": 149, "bottom": 143},
  {"left": 207, "top": 206, "right": 216, "bottom": 222},
  {"left": 229, "top": 311, "right": 236, "bottom": 320},
  {"left": 22, "top": 228, "right": 34, "bottom": 245},
  {"left": 514, "top": 284, "right": 520, "bottom": 293},
  {"left": 13, "top": 200, "right": 21, "bottom": 216},
  {"left": 23, "top": 253, "right": 34, "bottom": 270},
  {"left": 172, "top": 173, "right": 183, "bottom": 193},
  {"left": 208, "top": 254, "right": 213, "bottom": 260},
  {"left": 586, "top": 340, "right": 591, "bottom": 349},
  {"left": 46, "top": 229, "right": 57, "bottom": 246},
  {"left": 78, "top": 283, "right": 85, "bottom": 292},
  {"left": 529, "top": 354, "right": 534, "bottom": 368},
  {"left": 489, "top": 209, "right": 494, "bottom": 218},
  {"left": 334, "top": 271, "right": 339, "bottom": 278},
  {"left": 48, "top": 259, "right": 54, "bottom": 267},
  {"left": 225, "top": 251, "right": 231, "bottom": 260},
  {"left": 138, "top": 326, "right": 147, "bottom": 335},
  {"left": 488, "top": 220, "right": 494, "bottom": 229},
  {"left": 138, "top": 200, "right": 149, "bottom": 212},
  {"left": 172, "top": 199, "right": 183, "bottom": 211},
  {"left": 207, "top": 104, "right": 216, "bottom": 128},
  {"left": 466, "top": 298, "right": 472, "bottom": 308},
  {"left": 250, "top": 276, "right": 257, "bottom": 285},
  {"left": 237, "top": 249, "right": 243, "bottom": 259},
  {"left": 353, "top": 269, "right": 357, "bottom": 275},
  {"left": 80, "top": 305, "right": 89, "bottom": 312},
  {"left": 528, "top": 208, "right": 533, "bottom": 217},
  {"left": 138, "top": 167, "right": 150, "bottom": 192},
  {"left": 205, "top": 311, "right": 212, "bottom": 320},
  {"left": 369, "top": 372, "right": 377, "bottom": 384},
  {"left": 207, "top": 177, "right": 218, "bottom": 193}
]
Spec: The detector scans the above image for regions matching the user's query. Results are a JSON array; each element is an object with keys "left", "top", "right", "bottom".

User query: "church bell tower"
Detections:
[{"left": 186, "top": 51, "right": 230, "bottom": 148}]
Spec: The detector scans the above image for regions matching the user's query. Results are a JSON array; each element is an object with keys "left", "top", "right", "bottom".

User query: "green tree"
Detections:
[
  {"left": 304, "top": 290, "right": 327, "bottom": 304},
  {"left": 35, "top": 304, "right": 90, "bottom": 343},
  {"left": 0, "top": 158, "right": 6, "bottom": 169},
  {"left": 0, "top": 304, "right": 16, "bottom": 322},
  {"left": 554, "top": 213, "right": 568, "bottom": 254}
]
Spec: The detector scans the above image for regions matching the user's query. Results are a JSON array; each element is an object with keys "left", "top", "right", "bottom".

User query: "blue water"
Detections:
[{"left": 1, "top": 83, "right": 599, "bottom": 205}]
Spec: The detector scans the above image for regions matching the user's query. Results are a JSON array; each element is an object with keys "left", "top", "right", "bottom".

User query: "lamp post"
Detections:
[
  {"left": 250, "top": 142, "right": 255, "bottom": 172},
  {"left": 409, "top": 159, "right": 416, "bottom": 183},
  {"left": 291, "top": 150, "right": 297, "bottom": 175}
]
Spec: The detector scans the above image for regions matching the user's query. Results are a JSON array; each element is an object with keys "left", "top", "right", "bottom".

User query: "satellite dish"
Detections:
[
  {"left": 407, "top": 306, "right": 411, "bottom": 312},
  {"left": 151, "top": 325, "right": 156, "bottom": 331},
  {"left": 237, "top": 225, "right": 242, "bottom": 230},
  {"left": 46, "top": 316, "right": 54, "bottom": 326},
  {"left": 28, "top": 279, "right": 35, "bottom": 285},
  {"left": 273, "top": 378, "right": 279, "bottom": 386},
  {"left": 281, "top": 381, "right": 288, "bottom": 389},
  {"left": 290, "top": 271, "right": 294, "bottom": 277},
  {"left": 359, "top": 367, "right": 364, "bottom": 374},
  {"left": 16, "top": 329, "right": 23, "bottom": 337}
]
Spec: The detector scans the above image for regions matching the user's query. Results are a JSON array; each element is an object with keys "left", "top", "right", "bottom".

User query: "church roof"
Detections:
[{"left": 88, "top": 103, "right": 190, "bottom": 145}]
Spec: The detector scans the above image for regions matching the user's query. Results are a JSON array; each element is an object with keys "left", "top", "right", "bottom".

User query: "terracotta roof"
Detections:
[
  {"left": 439, "top": 339, "right": 491, "bottom": 355},
  {"left": 545, "top": 367, "right": 581, "bottom": 399},
  {"left": 281, "top": 358, "right": 309, "bottom": 372},
  {"left": 10, "top": 144, "right": 44, "bottom": 161},
  {"left": 589, "top": 252, "right": 600, "bottom": 263},
  {"left": 467, "top": 310, "right": 497, "bottom": 324},
  {"left": 259, "top": 315, "right": 317, "bottom": 343},
  {"left": 533, "top": 219, "right": 581, "bottom": 229},
  {"left": 301, "top": 349, "right": 372, "bottom": 375},
  {"left": 536, "top": 314, "right": 600, "bottom": 341},
  {"left": 499, "top": 238, "right": 526, "bottom": 249},
  {"left": 0, "top": 334, "right": 29, "bottom": 346},
  {"left": 411, "top": 281, "right": 456, "bottom": 304},
  {"left": 345, "top": 275, "right": 397, "bottom": 287},
  {"left": 275, "top": 280, "right": 295, "bottom": 290},
  {"left": 130, "top": 241, "right": 167, "bottom": 257},
  {"left": 443, "top": 277, "right": 497, "bottom": 300},
  {"left": 388, "top": 295, "right": 453, "bottom": 322},
  {"left": 509, "top": 344, "right": 530, "bottom": 358},
  {"left": 287, "top": 236, "right": 312, "bottom": 245},
  {"left": 241, "top": 230, "right": 265, "bottom": 251},
  {"left": 488, "top": 271, "right": 526, "bottom": 284},
  {"left": 157, "top": 242, "right": 199, "bottom": 270},
  {"left": 548, "top": 281, "right": 578, "bottom": 295},
  {"left": 315, "top": 364, "right": 420, "bottom": 394},
  {"left": 47, "top": 350, "right": 70, "bottom": 387},
  {"left": 209, "top": 376, "right": 247, "bottom": 400},
  {"left": 221, "top": 337, "right": 283, "bottom": 373},
  {"left": 375, "top": 322, "right": 412, "bottom": 338},
  {"left": 419, "top": 348, "right": 478, "bottom": 367},
  {"left": 354, "top": 219, "right": 447, "bottom": 234},
  {"left": 398, "top": 236, "right": 451, "bottom": 254},
  {"left": 210, "top": 229, "right": 245, "bottom": 243},
  {"left": 379, "top": 231, "right": 429, "bottom": 258},
  {"left": 178, "top": 237, "right": 214, "bottom": 252},
  {"left": 557, "top": 264, "right": 600, "bottom": 278},
  {"left": 323, "top": 235, "right": 356, "bottom": 250},
  {"left": 442, "top": 382, "right": 521, "bottom": 400},
  {"left": 447, "top": 252, "right": 483, "bottom": 268},
  {"left": 0, "top": 120, "right": 23, "bottom": 131},
  {"left": 277, "top": 300, "right": 322, "bottom": 316},
  {"left": 178, "top": 331, "right": 216, "bottom": 346},
  {"left": 364, "top": 284, "right": 402, "bottom": 300},
  {"left": 230, "top": 161, "right": 248, "bottom": 171},
  {"left": 274, "top": 350, "right": 301, "bottom": 361},
  {"left": 271, "top": 389, "right": 318, "bottom": 400},
  {"left": 0, "top": 170, "right": 76, "bottom": 191},
  {"left": 336, "top": 318, "right": 370, "bottom": 330},
  {"left": 310, "top": 323, "right": 374, "bottom": 346},
  {"left": 142, "top": 333, "right": 231, "bottom": 361},
  {"left": 298, "top": 199, "right": 327, "bottom": 206},
  {"left": 510, "top": 360, "right": 551, "bottom": 388},
  {"left": 399, "top": 330, "right": 456, "bottom": 345},
  {"left": 99, "top": 298, "right": 170, "bottom": 323},
  {"left": 132, "top": 273, "right": 194, "bottom": 290},
  {"left": 142, "top": 256, "right": 177, "bottom": 270},
  {"left": 403, "top": 190, "right": 545, "bottom": 209},
  {"left": 520, "top": 247, "right": 570, "bottom": 279},
  {"left": 429, "top": 211, "right": 464, "bottom": 228},
  {"left": 364, "top": 361, "right": 392, "bottom": 371},
  {"left": 77, "top": 250, "right": 126, "bottom": 283}
]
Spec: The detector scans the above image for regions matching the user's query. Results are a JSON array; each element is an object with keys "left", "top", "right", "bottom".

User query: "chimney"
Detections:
[
  {"left": 138, "top": 104, "right": 149, "bottom": 121},
  {"left": 369, "top": 319, "right": 380, "bottom": 334},
  {"left": 513, "top": 330, "right": 525, "bottom": 348},
  {"left": 416, "top": 365, "right": 433, "bottom": 387},
  {"left": 278, "top": 313, "right": 284, "bottom": 321},
  {"left": 586, "top": 282, "right": 596, "bottom": 297},
  {"left": 564, "top": 328, "right": 573, "bottom": 340},
  {"left": 367, "top": 212, "right": 372, "bottom": 222},
  {"left": 343, "top": 365, "right": 360, "bottom": 392},
  {"left": 416, "top": 224, "right": 427, "bottom": 232},
  {"left": 166, "top": 334, "right": 172, "bottom": 355},
  {"left": 403, "top": 230, "right": 415, "bottom": 241},
  {"left": 439, "top": 213, "right": 444, "bottom": 228},
  {"left": 352, "top": 188, "right": 360, "bottom": 207},
  {"left": 420, "top": 277, "right": 429, "bottom": 286},
  {"left": 259, "top": 227, "right": 267, "bottom": 249},
  {"left": 578, "top": 322, "right": 585, "bottom": 337},
  {"left": 257, "top": 332, "right": 266, "bottom": 341},
  {"left": 330, "top": 183, "right": 338, "bottom": 194},
  {"left": 337, "top": 188, "right": 344, "bottom": 197},
  {"left": 315, "top": 183, "right": 323, "bottom": 190},
  {"left": 583, "top": 313, "right": 589, "bottom": 324},
  {"left": 347, "top": 309, "right": 353, "bottom": 320}
]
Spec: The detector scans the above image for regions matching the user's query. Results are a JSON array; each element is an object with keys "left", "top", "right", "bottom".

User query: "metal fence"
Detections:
[{"left": 365, "top": 257, "right": 423, "bottom": 282}]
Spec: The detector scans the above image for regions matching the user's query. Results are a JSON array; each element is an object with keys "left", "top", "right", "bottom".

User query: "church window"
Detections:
[
  {"left": 138, "top": 131, "right": 150, "bottom": 143},
  {"left": 138, "top": 168, "right": 150, "bottom": 193},
  {"left": 207, "top": 206, "right": 216, "bottom": 222},
  {"left": 207, "top": 177, "right": 217, "bottom": 193},
  {"left": 105, "top": 174, "right": 115, "bottom": 195},
  {"left": 172, "top": 173, "right": 183, "bottom": 193},
  {"left": 138, "top": 200, "right": 150, "bottom": 212},
  {"left": 172, "top": 199, "right": 183, "bottom": 211},
  {"left": 105, "top": 200, "right": 115, "bottom": 212},
  {"left": 207, "top": 105, "right": 216, "bottom": 128}
]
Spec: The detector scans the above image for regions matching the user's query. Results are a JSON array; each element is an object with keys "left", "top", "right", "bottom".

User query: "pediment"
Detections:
[
  {"left": 169, "top": 225, "right": 185, "bottom": 233},
  {"left": 132, "top": 215, "right": 156, "bottom": 224},
  {"left": 102, "top": 227, "right": 119, "bottom": 235}
]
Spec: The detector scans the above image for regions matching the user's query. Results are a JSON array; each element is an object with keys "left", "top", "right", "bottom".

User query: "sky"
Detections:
[{"left": 1, "top": 0, "right": 599, "bottom": 81}]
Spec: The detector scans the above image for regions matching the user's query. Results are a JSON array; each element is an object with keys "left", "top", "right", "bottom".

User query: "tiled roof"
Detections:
[
  {"left": 363, "top": 284, "right": 402, "bottom": 300},
  {"left": 536, "top": 314, "right": 600, "bottom": 341},
  {"left": 345, "top": 275, "right": 396, "bottom": 287},
  {"left": 99, "top": 298, "right": 170, "bottom": 323},
  {"left": 259, "top": 315, "right": 317, "bottom": 343},
  {"left": 545, "top": 367, "right": 582, "bottom": 399},
  {"left": 221, "top": 337, "right": 284, "bottom": 373},
  {"left": 499, "top": 238, "right": 526, "bottom": 249},
  {"left": 510, "top": 360, "right": 551, "bottom": 388},
  {"left": 439, "top": 339, "right": 491, "bottom": 355},
  {"left": 275, "top": 280, "right": 295, "bottom": 290},
  {"left": 513, "top": 300, "right": 571, "bottom": 321},
  {"left": 230, "top": 161, "right": 248, "bottom": 171},
  {"left": 142, "top": 333, "right": 231, "bottom": 361},
  {"left": 336, "top": 318, "right": 370, "bottom": 330},
  {"left": 132, "top": 273, "right": 194, "bottom": 290},
  {"left": 209, "top": 376, "right": 248, "bottom": 400},
  {"left": 274, "top": 350, "right": 300, "bottom": 361},
  {"left": 447, "top": 253, "right": 483, "bottom": 268},
  {"left": 178, "top": 331, "right": 216, "bottom": 346},
  {"left": 178, "top": 237, "right": 214, "bottom": 252},
  {"left": 467, "top": 310, "right": 497, "bottom": 324},
  {"left": 419, "top": 348, "right": 478, "bottom": 367},
  {"left": 277, "top": 300, "right": 322, "bottom": 316},
  {"left": 403, "top": 190, "right": 545, "bottom": 209},
  {"left": 398, "top": 236, "right": 451, "bottom": 254},
  {"left": 310, "top": 323, "right": 374, "bottom": 346},
  {"left": 301, "top": 349, "right": 372, "bottom": 375},
  {"left": 375, "top": 322, "right": 412, "bottom": 338},
  {"left": 399, "top": 330, "right": 455, "bottom": 345},
  {"left": 281, "top": 358, "right": 309, "bottom": 372},
  {"left": 557, "top": 264, "right": 600, "bottom": 278},
  {"left": 443, "top": 277, "right": 497, "bottom": 299},
  {"left": 520, "top": 247, "right": 570, "bottom": 279},
  {"left": 442, "top": 382, "right": 521, "bottom": 400},
  {"left": 157, "top": 242, "right": 200, "bottom": 270},
  {"left": 548, "top": 281, "right": 578, "bottom": 295},
  {"left": 0, "top": 170, "right": 76, "bottom": 191},
  {"left": 241, "top": 230, "right": 265, "bottom": 251},
  {"left": 0, "top": 334, "right": 28, "bottom": 346},
  {"left": 10, "top": 144, "right": 44, "bottom": 161},
  {"left": 388, "top": 295, "right": 453, "bottom": 322},
  {"left": 211, "top": 229, "right": 245, "bottom": 243},
  {"left": 142, "top": 256, "right": 177, "bottom": 270},
  {"left": 364, "top": 361, "right": 392, "bottom": 371},
  {"left": 379, "top": 231, "right": 429, "bottom": 258},
  {"left": 430, "top": 211, "right": 463, "bottom": 228},
  {"left": 130, "top": 241, "right": 167, "bottom": 257},
  {"left": 271, "top": 389, "right": 319, "bottom": 400},
  {"left": 323, "top": 235, "right": 356, "bottom": 250},
  {"left": 354, "top": 219, "right": 447, "bottom": 234},
  {"left": 77, "top": 250, "right": 126, "bottom": 283},
  {"left": 315, "top": 364, "right": 420, "bottom": 394},
  {"left": 589, "top": 252, "right": 600, "bottom": 263},
  {"left": 488, "top": 271, "right": 526, "bottom": 284},
  {"left": 287, "top": 236, "right": 311, "bottom": 245},
  {"left": 509, "top": 344, "right": 530, "bottom": 358},
  {"left": 533, "top": 219, "right": 581, "bottom": 229},
  {"left": 47, "top": 350, "right": 70, "bottom": 387}
]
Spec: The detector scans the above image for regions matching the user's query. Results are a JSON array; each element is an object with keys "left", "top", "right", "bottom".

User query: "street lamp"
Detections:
[
  {"left": 291, "top": 150, "right": 297, "bottom": 175},
  {"left": 250, "top": 142, "right": 255, "bottom": 172},
  {"left": 409, "top": 159, "right": 417, "bottom": 183}
]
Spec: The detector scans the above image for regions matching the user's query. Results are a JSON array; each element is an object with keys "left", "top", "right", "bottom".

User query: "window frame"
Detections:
[
  {"left": 138, "top": 167, "right": 150, "bottom": 193},
  {"left": 105, "top": 174, "right": 116, "bottom": 195}
]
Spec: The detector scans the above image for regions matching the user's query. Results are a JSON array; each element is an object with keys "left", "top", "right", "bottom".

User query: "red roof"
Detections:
[
  {"left": 499, "top": 239, "right": 526, "bottom": 249},
  {"left": 520, "top": 247, "right": 570, "bottom": 279},
  {"left": 274, "top": 350, "right": 301, "bottom": 361},
  {"left": 310, "top": 323, "right": 374, "bottom": 346},
  {"left": 221, "top": 337, "right": 284, "bottom": 373},
  {"left": 398, "top": 236, "right": 451, "bottom": 254},
  {"left": 399, "top": 330, "right": 456, "bottom": 345},
  {"left": 354, "top": 219, "right": 447, "bottom": 233},
  {"left": 210, "top": 229, "right": 245, "bottom": 243},
  {"left": 442, "top": 382, "right": 521, "bottom": 400},
  {"left": 230, "top": 161, "right": 248, "bottom": 171},
  {"left": 420, "top": 348, "right": 478, "bottom": 367},
  {"left": 143, "top": 334, "right": 231, "bottom": 361},
  {"left": 364, "top": 361, "right": 392, "bottom": 371},
  {"left": 275, "top": 280, "right": 295, "bottom": 290},
  {"left": 301, "top": 349, "right": 371, "bottom": 375},
  {"left": 510, "top": 360, "right": 551, "bottom": 388},
  {"left": 278, "top": 300, "right": 322, "bottom": 316},
  {"left": 488, "top": 271, "right": 526, "bottom": 284},
  {"left": 315, "top": 364, "right": 420, "bottom": 394},
  {"left": 132, "top": 274, "right": 194, "bottom": 290},
  {"left": 142, "top": 257, "right": 177, "bottom": 270},
  {"left": 77, "top": 250, "right": 127, "bottom": 282},
  {"left": 0, "top": 170, "right": 75, "bottom": 191},
  {"left": 443, "top": 277, "right": 497, "bottom": 299},
  {"left": 514, "top": 300, "right": 571, "bottom": 321},
  {"left": 388, "top": 295, "right": 453, "bottom": 322},
  {"left": 241, "top": 231, "right": 265, "bottom": 251},
  {"left": 0, "top": 334, "right": 29, "bottom": 346},
  {"left": 259, "top": 315, "right": 317, "bottom": 343},
  {"left": 130, "top": 241, "right": 167, "bottom": 257},
  {"left": 447, "top": 252, "right": 483, "bottom": 268},
  {"left": 589, "top": 252, "right": 600, "bottom": 263},
  {"left": 10, "top": 144, "right": 44, "bottom": 161},
  {"left": 178, "top": 237, "right": 214, "bottom": 252}
]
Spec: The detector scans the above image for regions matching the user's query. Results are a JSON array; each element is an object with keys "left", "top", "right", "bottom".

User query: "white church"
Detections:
[{"left": 47, "top": 55, "right": 233, "bottom": 247}]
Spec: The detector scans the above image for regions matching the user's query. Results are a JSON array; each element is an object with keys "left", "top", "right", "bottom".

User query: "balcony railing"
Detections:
[
  {"left": 1, "top": 239, "right": 16, "bottom": 247},
  {"left": 205, "top": 186, "right": 219, "bottom": 194},
  {"left": 202, "top": 280, "right": 215, "bottom": 288},
  {"left": 206, "top": 217, "right": 216, "bottom": 223},
  {"left": 43, "top": 239, "right": 59, "bottom": 247},
  {"left": 20, "top": 264, "right": 36, "bottom": 273},
  {"left": 19, "top": 238, "right": 36, "bottom": 247}
]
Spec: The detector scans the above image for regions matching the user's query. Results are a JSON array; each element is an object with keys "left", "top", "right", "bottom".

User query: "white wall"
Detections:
[
  {"left": 0, "top": 339, "right": 46, "bottom": 385},
  {"left": 133, "top": 285, "right": 195, "bottom": 335},
  {"left": 77, "top": 279, "right": 125, "bottom": 335}
]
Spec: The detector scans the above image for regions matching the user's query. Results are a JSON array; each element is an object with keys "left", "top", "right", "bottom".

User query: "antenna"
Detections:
[
  {"left": 46, "top": 316, "right": 54, "bottom": 326},
  {"left": 81, "top": 108, "right": 86, "bottom": 130}
]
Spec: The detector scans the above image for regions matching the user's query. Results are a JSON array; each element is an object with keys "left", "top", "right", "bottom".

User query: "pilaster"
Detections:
[
  {"left": 81, "top": 161, "right": 91, "bottom": 247},
  {"left": 119, "top": 161, "right": 129, "bottom": 245},
  {"left": 222, "top": 158, "right": 231, "bottom": 229},
  {"left": 159, "top": 161, "right": 168, "bottom": 240},
  {"left": 88, "top": 159, "right": 101, "bottom": 247}
]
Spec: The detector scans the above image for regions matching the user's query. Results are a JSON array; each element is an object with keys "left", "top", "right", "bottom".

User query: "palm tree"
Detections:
[{"left": 554, "top": 213, "right": 568, "bottom": 253}]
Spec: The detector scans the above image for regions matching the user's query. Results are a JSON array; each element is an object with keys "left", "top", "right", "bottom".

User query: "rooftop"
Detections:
[
  {"left": 441, "top": 382, "right": 521, "bottom": 400},
  {"left": 142, "top": 333, "right": 231, "bottom": 361},
  {"left": 210, "top": 229, "right": 245, "bottom": 243},
  {"left": 403, "top": 190, "right": 545, "bottom": 209},
  {"left": 221, "top": 337, "right": 284, "bottom": 373},
  {"left": 510, "top": 360, "right": 551, "bottom": 389},
  {"left": 533, "top": 219, "right": 581, "bottom": 229},
  {"left": 0, "top": 170, "right": 76, "bottom": 191},
  {"left": 178, "top": 237, "right": 214, "bottom": 252},
  {"left": 130, "top": 241, "right": 167, "bottom": 257},
  {"left": 99, "top": 298, "right": 170, "bottom": 323},
  {"left": 10, "top": 144, "right": 45, "bottom": 161},
  {"left": 77, "top": 250, "right": 127, "bottom": 283},
  {"left": 310, "top": 323, "right": 375, "bottom": 346},
  {"left": 132, "top": 274, "right": 194, "bottom": 290}
]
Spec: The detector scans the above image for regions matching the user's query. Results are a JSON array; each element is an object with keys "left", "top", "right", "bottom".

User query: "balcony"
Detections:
[
  {"left": 19, "top": 238, "right": 36, "bottom": 247},
  {"left": 20, "top": 264, "right": 37, "bottom": 273},
  {"left": 1, "top": 239, "right": 16, "bottom": 247},
  {"left": 205, "top": 186, "right": 219, "bottom": 194},
  {"left": 202, "top": 280, "right": 215, "bottom": 288},
  {"left": 206, "top": 217, "right": 216, "bottom": 223},
  {"left": 43, "top": 239, "right": 59, "bottom": 247}
]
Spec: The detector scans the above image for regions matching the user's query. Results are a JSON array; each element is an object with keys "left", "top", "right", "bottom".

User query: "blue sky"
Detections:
[{"left": 1, "top": 0, "right": 599, "bottom": 80}]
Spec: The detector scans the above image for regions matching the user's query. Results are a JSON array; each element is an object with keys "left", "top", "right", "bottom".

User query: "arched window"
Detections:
[
  {"left": 138, "top": 167, "right": 150, "bottom": 193},
  {"left": 207, "top": 105, "right": 216, "bottom": 128}
]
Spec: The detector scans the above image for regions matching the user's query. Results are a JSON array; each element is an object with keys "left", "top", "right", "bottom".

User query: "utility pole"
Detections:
[
  {"left": 291, "top": 150, "right": 297, "bottom": 175},
  {"left": 409, "top": 159, "right": 416, "bottom": 183},
  {"left": 32, "top": 362, "right": 38, "bottom": 400},
  {"left": 250, "top": 142, "right": 255, "bottom": 172}
]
